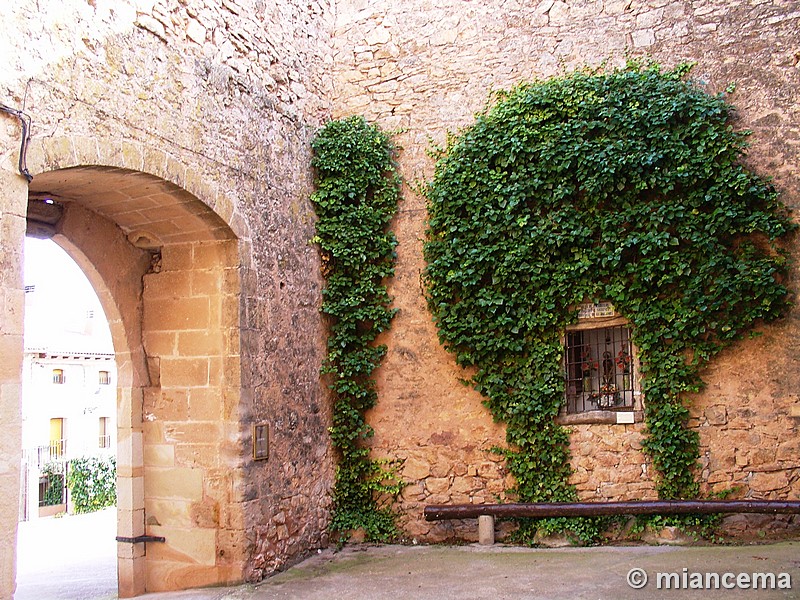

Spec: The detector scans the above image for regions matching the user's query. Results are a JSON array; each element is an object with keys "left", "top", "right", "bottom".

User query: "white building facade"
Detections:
[{"left": 20, "top": 240, "right": 117, "bottom": 520}]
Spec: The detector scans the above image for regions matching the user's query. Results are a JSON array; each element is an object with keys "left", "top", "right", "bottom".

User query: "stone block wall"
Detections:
[
  {"left": 2, "top": 0, "right": 800, "bottom": 596},
  {"left": 1, "top": 0, "right": 338, "bottom": 593},
  {"left": 140, "top": 238, "right": 243, "bottom": 590},
  {"left": 331, "top": 0, "right": 800, "bottom": 541},
  {"left": 0, "top": 162, "right": 26, "bottom": 600}
]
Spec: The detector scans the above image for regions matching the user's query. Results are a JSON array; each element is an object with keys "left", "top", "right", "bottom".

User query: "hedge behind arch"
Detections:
[{"left": 423, "top": 62, "right": 794, "bottom": 540}]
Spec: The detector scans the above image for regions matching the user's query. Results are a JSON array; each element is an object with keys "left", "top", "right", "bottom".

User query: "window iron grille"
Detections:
[{"left": 564, "top": 325, "right": 636, "bottom": 414}]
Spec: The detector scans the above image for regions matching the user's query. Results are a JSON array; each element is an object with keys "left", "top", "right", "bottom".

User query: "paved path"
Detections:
[
  {"left": 13, "top": 513, "right": 800, "bottom": 599},
  {"left": 16, "top": 507, "right": 117, "bottom": 600},
  {"left": 140, "top": 541, "right": 800, "bottom": 600}
]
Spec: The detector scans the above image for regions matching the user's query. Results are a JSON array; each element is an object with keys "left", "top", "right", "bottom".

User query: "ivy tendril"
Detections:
[{"left": 311, "top": 116, "right": 404, "bottom": 543}]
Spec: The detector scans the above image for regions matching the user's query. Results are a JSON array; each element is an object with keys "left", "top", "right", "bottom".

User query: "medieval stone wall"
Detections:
[
  {"left": 329, "top": 0, "right": 800, "bottom": 542},
  {"left": 2, "top": 1, "right": 800, "bottom": 596},
  {"left": 1, "top": 0, "right": 338, "bottom": 592},
  {"left": 0, "top": 152, "right": 26, "bottom": 600}
]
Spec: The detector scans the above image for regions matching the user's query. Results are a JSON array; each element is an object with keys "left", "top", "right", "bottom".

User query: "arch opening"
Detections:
[
  {"left": 17, "top": 236, "right": 118, "bottom": 599},
  {"left": 25, "top": 165, "right": 244, "bottom": 596}
]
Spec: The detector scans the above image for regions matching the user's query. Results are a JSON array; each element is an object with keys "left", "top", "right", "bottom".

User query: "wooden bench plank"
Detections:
[{"left": 424, "top": 500, "right": 800, "bottom": 521}]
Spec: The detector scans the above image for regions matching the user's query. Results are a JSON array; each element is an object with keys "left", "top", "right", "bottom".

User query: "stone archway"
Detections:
[{"left": 24, "top": 161, "right": 247, "bottom": 596}]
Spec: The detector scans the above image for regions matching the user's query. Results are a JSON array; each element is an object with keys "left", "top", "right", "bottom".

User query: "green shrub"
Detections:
[
  {"left": 67, "top": 456, "right": 116, "bottom": 514},
  {"left": 311, "top": 115, "right": 404, "bottom": 542}
]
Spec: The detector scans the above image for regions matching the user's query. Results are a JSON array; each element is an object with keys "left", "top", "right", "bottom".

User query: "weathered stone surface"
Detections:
[
  {"left": 1, "top": 1, "right": 800, "bottom": 597},
  {"left": 402, "top": 456, "right": 431, "bottom": 480},
  {"left": 2, "top": 0, "right": 335, "bottom": 594},
  {"left": 336, "top": 0, "right": 800, "bottom": 545},
  {"left": 750, "top": 471, "right": 791, "bottom": 493}
]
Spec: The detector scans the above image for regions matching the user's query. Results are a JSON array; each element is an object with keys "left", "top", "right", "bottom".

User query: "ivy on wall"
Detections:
[
  {"left": 423, "top": 62, "right": 794, "bottom": 541},
  {"left": 311, "top": 115, "right": 403, "bottom": 542}
]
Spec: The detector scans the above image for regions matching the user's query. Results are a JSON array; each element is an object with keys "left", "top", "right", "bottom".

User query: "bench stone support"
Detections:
[{"left": 478, "top": 515, "right": 495, "bottom": 545}]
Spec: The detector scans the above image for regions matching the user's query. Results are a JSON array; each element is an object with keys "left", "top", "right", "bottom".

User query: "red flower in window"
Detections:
[
  {"left": 581, "top": 347, "right": 598, "bottom": 374},
  {"left": 616, "top": 349, "right": 631, "bottom": 372}
]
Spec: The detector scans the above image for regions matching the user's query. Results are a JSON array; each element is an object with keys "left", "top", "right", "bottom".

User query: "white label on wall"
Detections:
[
  {"left": 578, "top": 302, "right": 616, "bottom": 319},
  {"left": 616, "top": 412, "right": 635, "bottom": 424}
]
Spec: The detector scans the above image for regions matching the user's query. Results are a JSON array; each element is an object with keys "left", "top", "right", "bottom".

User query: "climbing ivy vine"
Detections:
[
  {"left": 423, "top": 62, "right": 794, "bottom": 542},
  {"left": 311, "top": 115, "right": 403, "bottom": 542}
]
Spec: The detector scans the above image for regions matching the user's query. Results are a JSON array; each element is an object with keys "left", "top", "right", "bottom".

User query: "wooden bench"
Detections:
[{"left": 424, "top": 500, "right": 800, "bottom": 545}]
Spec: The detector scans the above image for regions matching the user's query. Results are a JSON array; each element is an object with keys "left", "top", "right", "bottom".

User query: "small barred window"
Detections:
[{"left": 563, "top": 303, "right": 639, "bottom": 417}]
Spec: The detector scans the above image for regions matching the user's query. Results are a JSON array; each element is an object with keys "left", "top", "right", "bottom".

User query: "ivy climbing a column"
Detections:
[{"left": 311, "top": 115, "right": 403, "bottom": 542}]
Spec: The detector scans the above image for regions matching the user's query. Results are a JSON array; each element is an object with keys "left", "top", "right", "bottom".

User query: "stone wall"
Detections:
[
  {"left": 330, "top": 0, "right": 800, "bottom": 542},
  {"left": 2, "top": 0, "right": 800, "bottom": 596},
  {"left": 1, "top": 0, "right": 338, "bottom": 593},
  {"left": 0, "top": 156, "right": 26, "bottom": 600},
  {"left": 693, "top": 329, "right": 800, "bottom": 537}
]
